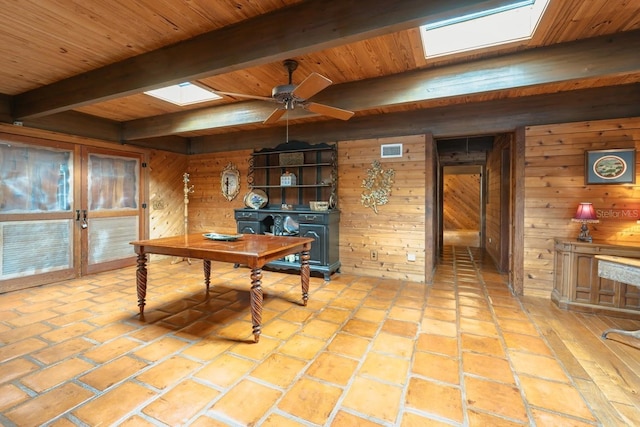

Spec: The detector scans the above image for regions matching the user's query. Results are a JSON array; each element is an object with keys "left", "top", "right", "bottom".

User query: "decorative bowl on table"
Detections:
[{"left": 202, "top": 232, "right": 243, "bottom": 241}]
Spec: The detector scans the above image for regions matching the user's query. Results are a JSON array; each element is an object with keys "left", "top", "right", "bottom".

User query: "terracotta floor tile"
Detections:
[
  {"left": 195, "top": 353, "right": 256, "bottom": 388},
  {"left": 327, "top": 332, "right": 371, "bottom": 359},
  {"left": 137, "top": 355, "right": 202, "bottom": 389},
  {"left": 497, "top": 318, "right": 540, "bottom": 336},
  {"left": 332, "top": 410, "right": 387, "bottom": 426},
  {"left": 5, "top": 382, "right": 94, "bottom": 426},
  {"left": 460, "top": 317, "right": 499, "bottom": 337},
  {"left": 423, "top": 306, "right": 457, "bottom": 322},
  {"left": 415, "top": 333, "right": 458, "bottom": 357},
  {"left": 230, "top": 335, "right": 280, "bottom": 360},
  {"left": 467, "top": 409, "right": 527, "bottom": 426},
  {"left": 342, "top": 318, "right": 379, "bottom": 338},
  {"left": 1, "top": 338, "right": 47, "bottom": 365},
  {"left": 502, "top": 332, "right": 554, "bottom": 356},
  {"left": 133, "top": 336, "right": 190, "bottom": 362},
  {"left": 459, "top": 304, "right": 494, "bottom": 321},
  {"left": 181, "top": 338, "right": 234, "bottom": 361},
  {"left": 80, "top": 355, "right": 148, "bottom": 391},
  {"left": 382, "top": 318, "right": 418, "bottom": 337},
  {"left": 143, "top": 379, "right": 219, "bottom": 425},
  {"left": 530, "top": 407, "right": 598, "bottom": 427},
  {"left": 464, "top": 376, "right": 528, "bottom": 422},
  {"left": 401, "top": 411, "right": 453, "bottom": 427},
  {"left": 371, "top": 332, "right": 415, "bottom": 358},
  {"left": 119, "top": 415, "right": 160, "bottom": 427},
  {"left": 279, "top": 334, "right": 327, "bottom": 360},
  {"left": 360, "top": 352, "right": 410, "bottom": 384},
  {"left": 0, "top": 357, "right": 40, "bottom": 384},
  {"left": 342, "top": 376, "right": 403, "bottom": 423},
  {"left": 315, "top": 306, "right": 351, "bottom": 324},
  {"left": 413, "top": 351, "right": 460, "bottom": 384},
  {"left": 509, "top": 351, "right": 569, "bottom": 382},
  {"left": 461, "top": 333, "right": 505, "bottom": 357},
  {"left": 22, "top": 357, "right": 95, "bottom": 392},
  {"left": 354, "top": 306, "right": 387, "bottom": 322},
  {"left": 210, "top": 379, "right": 281, "bottom": 425},
  {"left": 426, "top": 296, "right": 457, "bottom": 310},
  {"left": 462, "top": 352, "right": 516, "bottom": 385},
  {"left": 0, "top": 383, "right": 30, "bottom": 412},
  {"left": 299, "top": 318, "right": 340, "bottom": 339},
  {"left": 261, "top": 412, "right": 309, "bottom": 427},
  {"left": 250, "top": 353, "right": 308, "bottom": 387},
  {"left": 519, "top": 376, "right": 597, "bottom": 421},
  {"left": 278, "top": 377, "right": 343, "bottom": 424},
  {"left": 405, "top": 377, "right": 463, "bottom": 423},
  {"left": 306, "top": 351, "right": 359, "bottom": 385},
  {"left": 32, "top": 337, "right": 94, "bottom": 364},
  {"left": 83, "top": 336, "right": 141, "bottom": 363},
  {"left": 420, "top": 317, "right": 457, "bottom": 337}
]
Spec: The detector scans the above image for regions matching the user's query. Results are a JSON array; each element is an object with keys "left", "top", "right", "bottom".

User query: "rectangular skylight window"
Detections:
[
  {"left": 420, "top": 0, "right": 549, "bottom": 58},
  {"left": 144, "top": 82, "right": 221, "bottom": 106}
]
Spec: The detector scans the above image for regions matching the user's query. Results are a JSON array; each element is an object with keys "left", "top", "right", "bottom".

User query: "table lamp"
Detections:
[{"left": 571, "top": 202, "right": 599, "bottom": 242}]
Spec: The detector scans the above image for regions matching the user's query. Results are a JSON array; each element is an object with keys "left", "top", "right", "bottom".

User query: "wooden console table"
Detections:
[
  {"left": 596, "top": 255, "right": 640, "bottom": 340},
  {"left": 552, "top": 239, "right": 640, "bottom": 320},
  {"left": 130, "top": 233, "right": 314, "bottom": 342}
]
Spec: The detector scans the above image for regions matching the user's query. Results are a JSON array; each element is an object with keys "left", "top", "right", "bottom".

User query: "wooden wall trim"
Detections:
[
  {"left": 512, "top": 127, "right": 526, "bottom": 295},
  {"left": 425, "top": 133, "right": 436, "bottom": 283}
]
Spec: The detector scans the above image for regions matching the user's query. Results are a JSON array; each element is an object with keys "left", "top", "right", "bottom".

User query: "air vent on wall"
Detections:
[{"left": 381, "top": 143, "right": 403, "bottom": 158}]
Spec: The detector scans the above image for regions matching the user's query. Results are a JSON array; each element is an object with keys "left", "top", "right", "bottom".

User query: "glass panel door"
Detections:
[
  {"left": 82, "top": 148, "right": 144, "bottom": 275},
  {"left": 0, "top": 139, "right": 77, "bottom": 292}
]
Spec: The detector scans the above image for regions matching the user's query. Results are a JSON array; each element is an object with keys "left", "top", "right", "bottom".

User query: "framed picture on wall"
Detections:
[{"left": 585, "top": 148, "right": 636, "bottom": 184}]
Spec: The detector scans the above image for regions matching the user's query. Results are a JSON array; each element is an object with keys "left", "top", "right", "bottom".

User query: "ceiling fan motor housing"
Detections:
[{"left": 272, "top": 84, "right": 299, "bottom": 108}]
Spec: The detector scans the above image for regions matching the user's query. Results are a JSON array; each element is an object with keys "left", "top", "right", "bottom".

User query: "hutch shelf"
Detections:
[{"left": 235, "top": 141, "right": 340, "bottom": 280}]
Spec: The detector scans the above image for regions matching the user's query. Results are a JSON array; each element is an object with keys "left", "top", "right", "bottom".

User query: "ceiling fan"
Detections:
[{"left": 213, "top": 59, "right": 354, "bottom": 124}]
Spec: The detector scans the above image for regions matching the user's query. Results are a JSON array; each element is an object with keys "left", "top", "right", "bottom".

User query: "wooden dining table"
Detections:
[{"left": 130, "top": 233, "right": 314, "bottom": 342}]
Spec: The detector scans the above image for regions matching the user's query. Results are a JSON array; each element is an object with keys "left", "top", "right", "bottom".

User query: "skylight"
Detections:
[
  {"left": 420, "top": 0, "right": 549, "bottom": 58},
  {"left": 144, "top": 82, "right": 221, "bottom": 106}
]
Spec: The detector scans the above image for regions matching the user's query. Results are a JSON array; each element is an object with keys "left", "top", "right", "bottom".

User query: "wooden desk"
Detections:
[
  {"left": 130, "top": 233, "right": 314, "bottom": 342},
  {"left": 597, "top": 255, "right": 640, "bottom": 341}
]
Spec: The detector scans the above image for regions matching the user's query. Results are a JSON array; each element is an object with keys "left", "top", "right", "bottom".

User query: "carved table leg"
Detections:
[
  {"left": 300, "top": 247, "right": 310, "bottom": 306},
  {"left": 136, "top": 251, "right": 148, "bottom": 316},
  {"left": 203, "top": 259, "right": 211, "bottom": 292},
  {"left": 250, "top": 267, "right": 263, "bottom": 343}
]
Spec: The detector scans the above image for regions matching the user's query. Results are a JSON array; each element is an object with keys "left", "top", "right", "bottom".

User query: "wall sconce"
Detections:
[{"left": 571, "top": 202, "right": 599, "bottom": 242}]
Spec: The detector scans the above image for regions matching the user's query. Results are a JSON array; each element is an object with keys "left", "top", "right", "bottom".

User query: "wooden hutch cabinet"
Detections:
[
  {"left": 235, "top": 141, "right": 340, "bottom": 280},
  {"left": 552, "top": 238, "right": 640, "bottom": 320}
]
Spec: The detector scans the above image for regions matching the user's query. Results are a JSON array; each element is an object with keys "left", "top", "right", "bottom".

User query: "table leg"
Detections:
[
  {"left": 136, "top": 251, "right": 148, "bottom": 316},
  {"left": 203, "top": 259, "right": 211, "bottom": 291},
  {"left": 250, "top": 267, "right": 263, "bottom": 343},
  {"left": 301, "top": 247, "right": 310, "bottom": 306}
]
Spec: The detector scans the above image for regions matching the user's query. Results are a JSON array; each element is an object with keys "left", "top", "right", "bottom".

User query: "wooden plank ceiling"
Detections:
[{"left": 1, "top": 0, "right": 640, "bottom": 146}]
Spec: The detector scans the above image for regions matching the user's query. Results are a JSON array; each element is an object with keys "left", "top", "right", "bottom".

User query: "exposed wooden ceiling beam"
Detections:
[
  {"left": 122, "top": 30, "right": 640, "bottom": 140},
  {"left": 11, "top": 0, "right": 523, "bottom": 119}
]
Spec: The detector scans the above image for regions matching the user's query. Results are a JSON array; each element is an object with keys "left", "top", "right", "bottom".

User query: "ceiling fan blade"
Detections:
[
  {"left": 292, "top": 72, "right": 332, "bottom": 100},
  {"left": 213, "top": 90, "right": 275, "bottom": 102},
  {"left": 304, "top": 102, "right": 354, "bottom": 121},
  {"left": 263, "top": 108, "right": 287, "bottom": 124}
]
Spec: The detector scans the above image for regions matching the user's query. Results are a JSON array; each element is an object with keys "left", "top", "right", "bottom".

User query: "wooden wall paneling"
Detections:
[
  {"left": 187, "top": 150, "right": 252, "bottom": 235},
  {"left": 338, "top": 135, "right": 426, "bottom": 282},
  {"left": 443, "top": 173, "right": 481, "bottom": 230},
  {"left": 485, "top": 135, "right": 504, "bottom": 267},
  {"left": 425, "top": 133, "right": 437, "bottom": 283},
  {"left": 148, "top": 150, "right": 188, "bottom": 240},
  {"left": 512, "top": 127, "right": 526, "bottom": 295},
  {"left": 523, "top": 116, "right": 640, "bottom": 298}
]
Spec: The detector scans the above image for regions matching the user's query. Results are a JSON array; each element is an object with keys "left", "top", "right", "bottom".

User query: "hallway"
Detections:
[{"left": 1, "top": 247, "right": 638, "bottom": 426}]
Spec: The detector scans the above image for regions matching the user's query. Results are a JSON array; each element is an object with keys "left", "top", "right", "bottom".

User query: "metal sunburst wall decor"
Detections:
[{"left": 361, "top": 160, "right": 395, "bottom": 214}]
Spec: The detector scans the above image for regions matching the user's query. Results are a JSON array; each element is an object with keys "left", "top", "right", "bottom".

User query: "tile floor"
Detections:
[{"left": 0, "top": 247, "right": 635, "bottom": 426}]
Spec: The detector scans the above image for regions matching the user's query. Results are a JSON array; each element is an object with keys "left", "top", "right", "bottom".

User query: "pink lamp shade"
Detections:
[
  {"left": 571, "top": 202, "right": 599, "bottom": 242},
  {"left": 573, "top": 202, "right": 599, "bottom": 222}
]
